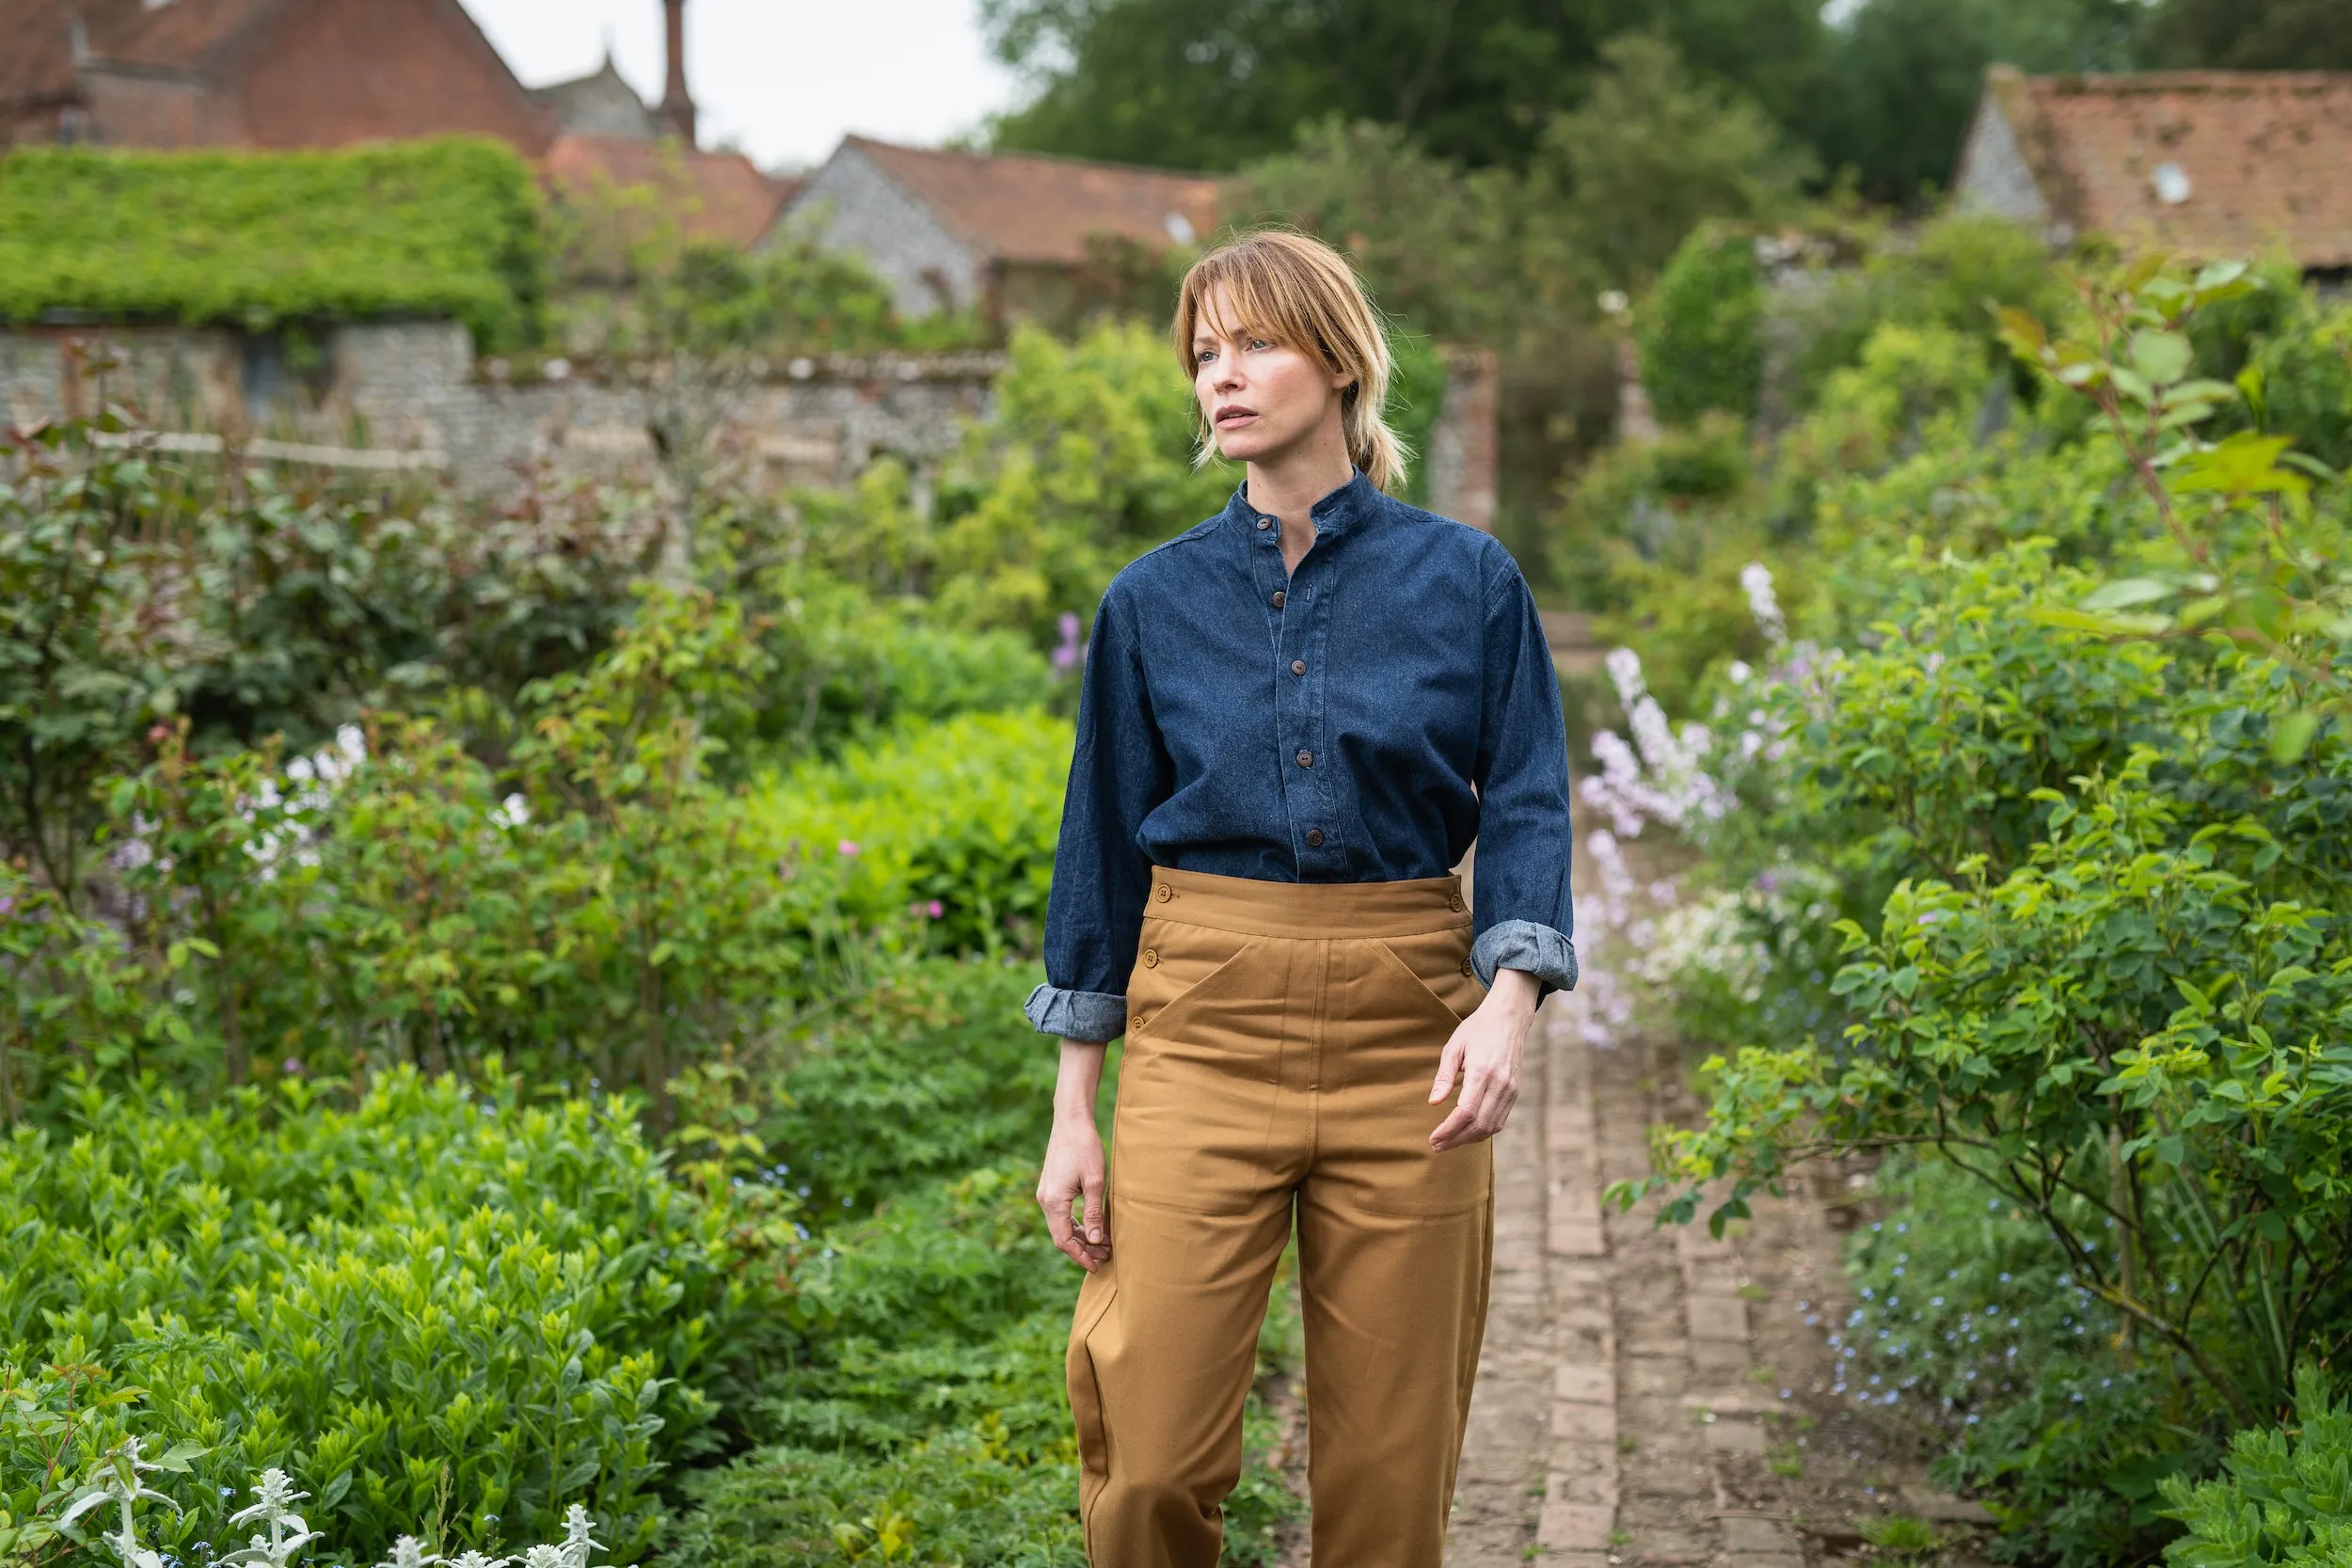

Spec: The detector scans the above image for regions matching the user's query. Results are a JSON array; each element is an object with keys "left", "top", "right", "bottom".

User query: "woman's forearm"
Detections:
[{"left": 1055, "top": 1039, "right": 1109, "bottom": 1123}]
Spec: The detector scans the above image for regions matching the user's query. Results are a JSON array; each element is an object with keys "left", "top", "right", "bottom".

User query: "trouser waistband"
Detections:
[{"left": 1144, "top": 865, "right": 1468, "bottom": 939}]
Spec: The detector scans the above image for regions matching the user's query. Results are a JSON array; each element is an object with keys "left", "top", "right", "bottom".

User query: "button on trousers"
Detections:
[{"left": 1068, "top": 866, "right": 1494, "bottom": 1566}]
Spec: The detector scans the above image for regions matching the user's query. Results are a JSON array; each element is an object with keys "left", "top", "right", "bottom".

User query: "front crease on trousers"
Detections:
[{"left": 1067, "top": 864, "right": 1495, "bottom": 1568}]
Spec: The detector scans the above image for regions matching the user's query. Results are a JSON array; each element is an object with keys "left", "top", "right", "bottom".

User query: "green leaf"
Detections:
[
  {"left": 2080, "top": 578, "right": 2177, "bottom": 611},
  {"left": 2269, "top": 711, "right": 2320, "bottom": 764},
  {"left": 2130, "top": 330, "right": 2194, "bottom": 387}
]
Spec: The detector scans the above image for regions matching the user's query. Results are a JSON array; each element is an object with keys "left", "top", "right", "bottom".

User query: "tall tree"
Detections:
[
  {"left": 1809, "top": 0, "right": 2143, "bottom": 205},
  {"left": 2142, "top": 0, "right": 2352, "bottom": 67},
  {"left": 979, "top": 0, "right": 1826, "bottom": 172}
]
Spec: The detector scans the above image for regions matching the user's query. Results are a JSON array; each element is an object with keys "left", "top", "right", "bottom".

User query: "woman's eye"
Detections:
[{"left": 1246, "top": 338, "right": 1272, "bottom": 352}]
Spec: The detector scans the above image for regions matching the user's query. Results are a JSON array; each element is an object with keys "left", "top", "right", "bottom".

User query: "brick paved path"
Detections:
[{"left": 1432, "top": 994, "right": 1987, "bottom": 1568}]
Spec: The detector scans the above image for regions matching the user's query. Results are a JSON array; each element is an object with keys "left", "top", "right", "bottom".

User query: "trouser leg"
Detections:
[
  {"left": 1069, "top": 919, "right": 1307, "bottom": 1568},
  {"left": 1068, "top": 1191, "right": 1293, "bottom": 1567},
  {"left": 1294, "top": 933, "right": 1496, "bottom": 1566}
]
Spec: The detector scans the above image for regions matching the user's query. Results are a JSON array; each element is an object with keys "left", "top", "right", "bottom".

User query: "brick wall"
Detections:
[{"left": 1427, "top": 344, "right": 1500, "bottom": 532}]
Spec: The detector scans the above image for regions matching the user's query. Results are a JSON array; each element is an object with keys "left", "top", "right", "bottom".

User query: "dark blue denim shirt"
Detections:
[{"left": 1025, "top": 470, "right": 1579, "bottom": 1043}]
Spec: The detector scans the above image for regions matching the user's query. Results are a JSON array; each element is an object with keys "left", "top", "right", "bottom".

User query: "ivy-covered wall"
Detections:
[{"left": 0, "top": 137, "right": 548, "bottom": 352}]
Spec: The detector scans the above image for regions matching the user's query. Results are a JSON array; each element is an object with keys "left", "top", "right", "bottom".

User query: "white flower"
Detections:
[
  {"left": 558, "top": 1505, "right": 602, "bottom": 1568},
  {"left": 1740, "top": 562, "right": 1788, "bottom": 646},
  {"left": 377, "top": 1538, "right": 444, "bottom": 1568}
]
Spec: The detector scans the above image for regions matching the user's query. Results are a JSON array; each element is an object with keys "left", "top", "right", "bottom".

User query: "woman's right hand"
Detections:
[{"left": 1039, "top": 1038, "right": 1112, "bottom": 1271}]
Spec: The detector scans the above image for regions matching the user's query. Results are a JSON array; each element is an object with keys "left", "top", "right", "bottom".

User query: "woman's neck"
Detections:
[{"left": 1245, "top": 430, "right": 1356, "bottom": 569}]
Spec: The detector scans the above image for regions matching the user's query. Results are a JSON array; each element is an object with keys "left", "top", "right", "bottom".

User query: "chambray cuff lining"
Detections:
[
  {"left": 1471, "top": 920, "right": 1580, "bottom": 996},
  {"left": 1024, "top": 983, "right": 1127, "bottom": 1043}
]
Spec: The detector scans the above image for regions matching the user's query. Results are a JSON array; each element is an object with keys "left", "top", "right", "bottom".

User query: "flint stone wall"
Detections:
[{"left": 1, "top": 320, "right": 1500, "bottom": 529}]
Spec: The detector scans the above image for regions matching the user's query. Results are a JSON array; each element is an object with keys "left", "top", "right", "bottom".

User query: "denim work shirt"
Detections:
[{"left": 1024, "top": 470, "right": 1579, "bottom": 1044}]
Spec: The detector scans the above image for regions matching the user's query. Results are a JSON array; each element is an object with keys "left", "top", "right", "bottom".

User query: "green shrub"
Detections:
[
  {"left": 0, "top": 1070, "right": 784, "bottom": 1564},
  {"left": 931, "top": 322, "right": 1237, "bottom": 644},
  {"left": 1637, "top": 229, "right": 1763, "bottom": 426},
  {"left": 2160, "top": 1367, "right": 2352, "bottom": 1566},
  {"left": 1833, "top": 1156, "right": 2203, "bottom": 1565},
  {"left": 1611, "top": 255, "right": 2352, "bottom": 1560},
  {"left": 680, "top": 1165, "right": 1300, "bottom": 1568},
  {"left": 749, "top": 709, "right": 1071, "bottom": 959},
  {"left": 0, "top": 139, "right": 547, "bottom": 352},
  {"left": 0, "top": 430, "right": 659, "bottom": 900},
  {"left": 757, "top": 958, "right": 1059, "bottom": 1221}
]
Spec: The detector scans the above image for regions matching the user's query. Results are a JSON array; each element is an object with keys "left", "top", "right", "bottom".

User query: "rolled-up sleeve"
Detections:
[
  {"left": 1024, "top": 585, "right": 1169, "bottom": 1042},
  {"left": 1469, "top": 562, "right": 1578, "bottom": 994}
]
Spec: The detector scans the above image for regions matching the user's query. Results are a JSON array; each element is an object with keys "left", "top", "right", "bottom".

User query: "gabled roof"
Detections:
[
  {"left": 543, "top": 134, "right": 800, "bottom": 251},
  {"left": 1968, "top": 66, "right": 2352, "bottom": 267},
  {"left": 0, "top": 0, "right": 286, "bottom": 103},
  {"left": 834, "top": 136, "right": 1225, "bottom": 267},
  {"left": 532, "top": 55, "right": 660, "bottom": 142}
]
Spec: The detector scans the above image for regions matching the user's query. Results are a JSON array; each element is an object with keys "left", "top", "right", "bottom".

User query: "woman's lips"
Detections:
[{"left": 1216, "top": 408, "right": 1258, "bottom": 426}]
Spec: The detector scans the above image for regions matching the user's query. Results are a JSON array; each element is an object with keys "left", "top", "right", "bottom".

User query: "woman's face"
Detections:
[{"left": 1191, "top": 285, "right": 1351, "bottom": 468}]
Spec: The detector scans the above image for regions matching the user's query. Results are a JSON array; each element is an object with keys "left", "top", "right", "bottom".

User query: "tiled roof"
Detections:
[
  {"left": 543, "top": 134, "right": 800, "bottom": 251},
  {"left": 841, "top": 136, "right": 1225, "bottom": 266},
  {"left": 1987, "top": 67, "right": 2352, "bottom": 267},
  {"left": 0, "top": 0, "right": 286, "bottom": 103}
]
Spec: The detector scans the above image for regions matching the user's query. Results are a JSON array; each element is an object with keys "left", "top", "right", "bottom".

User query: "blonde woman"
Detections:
[{"left": 1028, "top": 230, "right": 1577, "bottom": 1565}]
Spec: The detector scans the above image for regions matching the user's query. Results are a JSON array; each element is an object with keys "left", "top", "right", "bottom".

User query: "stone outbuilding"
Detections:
[
  {"left": 1954, "top": 65, "right": 2352, "bottom": 276},
  {"left": 780, "top": 136, "right": 1225, "bottom": 319}
]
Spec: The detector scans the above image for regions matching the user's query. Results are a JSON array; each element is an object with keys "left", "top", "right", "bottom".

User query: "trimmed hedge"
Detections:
[{"left": 0, "top": 137, "right": 547, "bottom": 351}]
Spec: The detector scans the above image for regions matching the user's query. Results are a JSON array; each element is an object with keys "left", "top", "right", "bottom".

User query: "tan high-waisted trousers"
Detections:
[{"left": 1068, "top": 865, "right": 1494, "bottom": 1566}]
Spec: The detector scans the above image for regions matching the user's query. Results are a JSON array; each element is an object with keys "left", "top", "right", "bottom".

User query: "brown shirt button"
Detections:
[
  {"left": 1449, "top": 893, "right": 1466, "bottom": 911},
  {"left": 1306, "top": 829, "right": 1324, "bottom": 847},
  {"left": 1129, "top": 1014, "right": 1146, "bottom": 1033},
  {"left": 1155, "top": 882, "right": 1172, "bottom": 902},
  {"left": 1460, "top": 958, "right": 1474, "bottom": 976},
  {"left": 1271, "top": 590, "right": 1285, "bottom": 610},
  {"left": 1295, "top": 750, "right": 1312, "bottom": 767},
  {"left": 1292, "top": 659, "right": 1306, "bottom": 675},
  {"left": 1141, "top": 947, "right": 1159, "bottom": 968}
]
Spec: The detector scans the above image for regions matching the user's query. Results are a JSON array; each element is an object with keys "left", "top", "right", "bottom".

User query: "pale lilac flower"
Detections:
[
  {"left": 836, "top": 839, "right": 860, "bottom": 857},
  {"left": 1740, "top": 562, "right": 1788, "bottom": 646},
  {"left": 1051, "top": 611, "right": 1085, "bottom": 671}
]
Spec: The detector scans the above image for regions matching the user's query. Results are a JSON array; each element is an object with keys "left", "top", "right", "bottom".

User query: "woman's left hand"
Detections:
[{"left": 1428, "top": 967, "right": 1540, "bottom": 1151}]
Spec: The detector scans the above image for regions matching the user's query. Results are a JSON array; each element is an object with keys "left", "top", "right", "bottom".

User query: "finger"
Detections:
[
  {"left": 1428, "top": 1037, "right": 1466, "bottom": 1103},
  {"left": 1432, "top": 1069, "right": 1493, "bottom": 1149},
  {"left": 1042, "top": 1185, "right": 1079, "bottom": 1251},
  {"left": 1475, "top": 1082, "right": 1520, "bottom": 1141},
  {"left": 1081, "top": 1167, "right": 1107, "bottom": 1248}
]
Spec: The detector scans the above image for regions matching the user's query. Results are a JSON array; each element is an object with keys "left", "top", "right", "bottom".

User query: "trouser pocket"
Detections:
[{"left": 1066, "top": 1269, "right": 1120, "bottom": 1540}]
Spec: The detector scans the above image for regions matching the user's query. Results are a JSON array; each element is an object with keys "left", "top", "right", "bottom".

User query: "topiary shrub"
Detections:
[{"left": 1637, "top": 228, "right": 1763, "bottom": 427}]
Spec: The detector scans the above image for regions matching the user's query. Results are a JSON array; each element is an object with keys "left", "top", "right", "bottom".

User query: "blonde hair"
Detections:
[{"left": 1170, "top": 230, "right": 1409, "bottom": 493}]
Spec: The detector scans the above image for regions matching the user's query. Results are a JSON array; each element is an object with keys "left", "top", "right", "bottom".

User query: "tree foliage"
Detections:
[{"left": 981, "top": 0, "right": 1826, "bottom": 173}]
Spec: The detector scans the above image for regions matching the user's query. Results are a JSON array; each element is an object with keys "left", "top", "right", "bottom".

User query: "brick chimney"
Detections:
[{"left": 659, "top": 0, "right": 696, "bottom": 145}]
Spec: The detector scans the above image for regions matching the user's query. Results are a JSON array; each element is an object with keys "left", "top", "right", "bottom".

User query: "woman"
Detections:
[{"left": 1028, "top": 230, "right": 1577, "bottom": 1566}]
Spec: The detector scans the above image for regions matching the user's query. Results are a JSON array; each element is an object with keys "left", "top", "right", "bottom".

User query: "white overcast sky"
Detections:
[{"left": 456, "top": 0, "right": 1025, "bottom": 173}]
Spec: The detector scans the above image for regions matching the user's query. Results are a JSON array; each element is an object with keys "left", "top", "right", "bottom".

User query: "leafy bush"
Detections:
[
  {"left": 1637, "top": 229, "right": 1763, "bottom": 426},
  {"left": 930, "top": 322, "right": 1238, "bottom": 643},
  {"left": 0, "top": 428, "right": 660, "bottom": 900},
  {"left": 1590, "top": 253, "right": 2352, "bottom": 1555},
  {"left": 1834, "top": 1156, "right": 2205, "bottom": 1564},
  {"left": 679, "top": 1166, "right": 1300, "bottom": 1568},
  {"left": 0, "top": 140, "right": 547, "bottom": 352},
  {"left": 2159, "top": 1367, "right": 2352, "bottom": 1566},
  {"left": 0, "top": 1070, "right": 785, "bottom": 1564},
  {"left": 748, "top": 709, "right": 1071, "bottom": 959}
]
